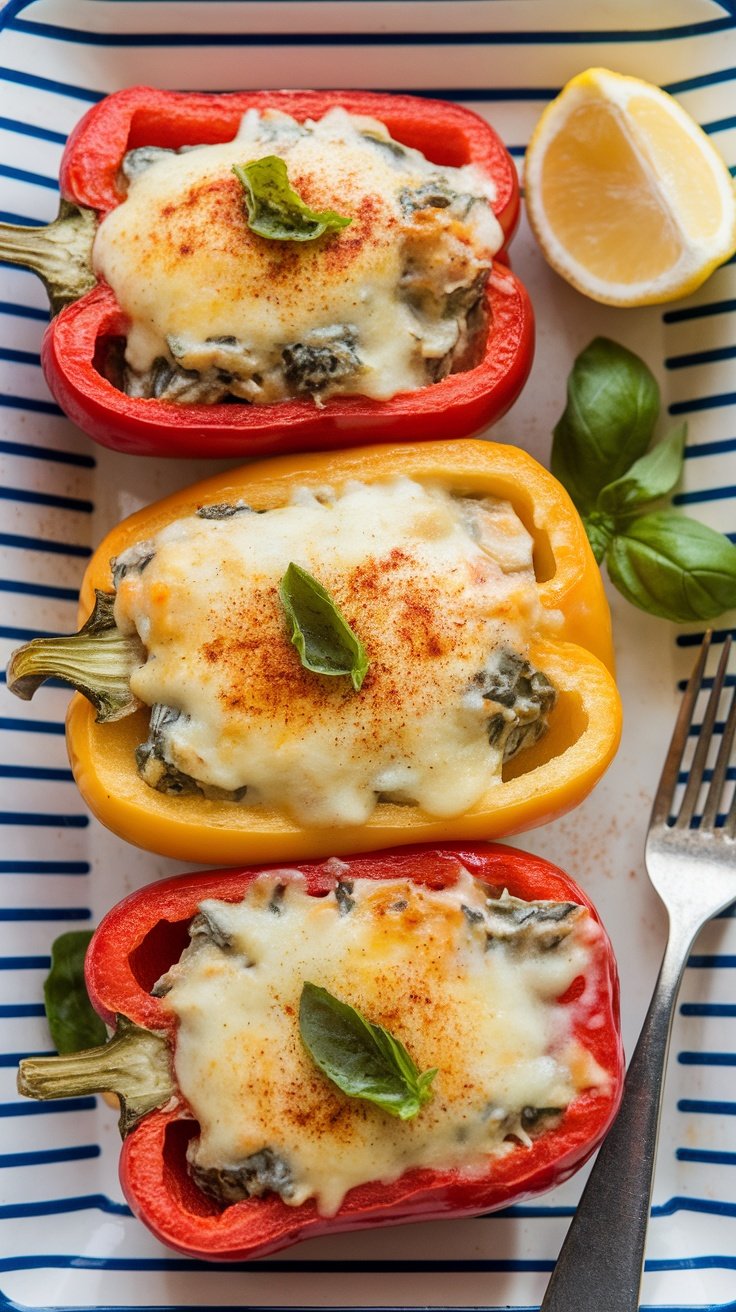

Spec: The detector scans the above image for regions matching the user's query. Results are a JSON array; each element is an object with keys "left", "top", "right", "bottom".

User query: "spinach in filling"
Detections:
[
  {"left": 135, "top": 704, "right": 247, "bottom": 802},
  {"left": 111, "top": 128, "right": 493, "bottom": 407},
  {"left": 159, "top": 878, "right": 581, "bottom": 1207},
  {"left": 111, "top": 542, "right": 156, "bottom": 589},
  {"left": 131, "top": 649, "right": 555, "bottom": 805},
  {"left": 475, "top": 649, "right": 557, "bottom": 763},
  {"left": 121, "top": 325, "right": 364, "bottom": 405},
  {"left": 282, "top": 325, "right": 362, "bottom": 394},
  {"left": 190, "top": 1149, "right": 296, "bottom": 1205}
]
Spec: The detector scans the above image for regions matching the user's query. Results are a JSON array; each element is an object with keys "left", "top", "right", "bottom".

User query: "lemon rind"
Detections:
[{"left": 525, "top": 67, "right": 736, "bottom": 307}]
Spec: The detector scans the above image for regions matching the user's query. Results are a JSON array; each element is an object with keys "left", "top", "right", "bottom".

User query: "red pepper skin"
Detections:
[
  {"left": 41, "top": 87, "right": 532, "bottom": 459},
  {"left": 86, "top": 843, "right": 623, "bottom": 1262}
]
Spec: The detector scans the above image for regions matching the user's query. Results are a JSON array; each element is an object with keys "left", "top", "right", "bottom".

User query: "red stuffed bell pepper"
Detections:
[
  {"left": 18, "top": 843, "right": 623, "bottom": 1262},
  {"left": 0, "top": 87, "right": 532, "bottom": 459}
]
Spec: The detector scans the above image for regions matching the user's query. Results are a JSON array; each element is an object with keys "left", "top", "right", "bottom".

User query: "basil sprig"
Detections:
[
  {"left": 233, "top": 156, "right": 352, "bottom": 241},
  {"left": 552, "top": 338, "right": 660, "bottom": 518},
  {"left": 552, "top": 337, "right": 736, "bottom": 623},
  {"left": 279, "top": 562, "right": 369, "bottom": 691},
  {"left": 299, "top": 982, "right": 437, "bottom": 1120},
  {"left": 44, "top": 931, "right": 106, "bottom": 1055}
]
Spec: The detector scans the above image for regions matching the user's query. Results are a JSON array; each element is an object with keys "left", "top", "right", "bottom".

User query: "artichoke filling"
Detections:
[
  {"left": 156, "top": 868, "right": 607, "bottom": 1216},
  {"left": 93, "top": 107, "right": 503, "bottom": 406},
  {"left": 111, "top": 478, "right": 558, "bottom": 827}
]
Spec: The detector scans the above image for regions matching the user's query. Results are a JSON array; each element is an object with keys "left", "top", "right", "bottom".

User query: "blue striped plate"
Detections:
[{"left": 0, "top": 1, "right": 735, "bottom": 1308}]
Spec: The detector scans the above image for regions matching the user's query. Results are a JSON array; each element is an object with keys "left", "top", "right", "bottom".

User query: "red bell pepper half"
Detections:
[
  {"left": 18, "top": 843, "right": 623, "bottom": 1262},
  {"left": 1, "top": 87, "right": 533, "bottom": 459}
]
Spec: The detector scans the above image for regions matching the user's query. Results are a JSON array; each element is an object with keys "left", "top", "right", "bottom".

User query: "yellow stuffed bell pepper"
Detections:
[{"left": 8, "top": 439, "right": 621, "bottom": 865}]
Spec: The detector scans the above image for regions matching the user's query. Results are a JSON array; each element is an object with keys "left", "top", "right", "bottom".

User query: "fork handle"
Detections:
[{"left": 540, "top": 918, "right": 695, "bottom": 1312}]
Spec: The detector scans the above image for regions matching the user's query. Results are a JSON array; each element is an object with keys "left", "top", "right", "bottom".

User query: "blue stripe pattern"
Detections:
[
  {"left": 0, "top": 64, "right": 103, "bottom": 101},
  {"left": 0, "top": 579, "right": 79, "bottom": 601},
  {"left": 0, "top": 115, "right": 66, "bottom": 144},
  {"left": 0, "top": 719, "right": 66, "bottom": 736},
  {"left": 679, "top": 1099, "right": 736, "bottom": 1115},
  {"left": 681, "top": 1004, "right": 736, "bottom": 1017},
  {"left": 0, "top": 862, "right": 88, "bottom": 873},
  {"left": 1, "top": 622, "right": 65, "bottom": 638},
  {"left": 689, "top": 955, "right": 736, "bottom": 968},
  {"left": 0, "top": 486, "right": 93, "bottom": 512},
  {"left": 669, "top": 392, "right": 736, "bottom": 415},
  {"left": 677, "top": 1149, "right": 736, "bottom": 1166},
  {"left": 0, "top": 163, "right": 56, "bottom": 191},
  {"left": 7, "top": 13, "right": 736, "bottom": 45},
  {"left": 0, "top": 1145, "right": 99, "bottom": 1167},
  {"left": 0, "top": 956, "right": 50, "bottom": 969},
  {"left": 0, "top": 765, "right": 74, "bottom": 781},
  {"left": 0, "top": 300, "right": 48, "bottom": 321},
  {"left": 684, "top": 437, "right": 736, "bottom": 459},
  {"left": 0, "top": 808, "right": 89, "bottom": 826},
  {"left": 0, "top": 347, "right": 41, "bottom": 366},
  {"left": 0, "top": 439, "right": 95, "bottom": 466},
  {"left": 0, "top": 907, "right": 89, "bottom": 920},
  {"left": 0, "top": 531, "right": 91, "bottom": 557},
  {"left": 0, "top": 1097, "right": 95, "bottom": 1116},
  {"left": 664, "top": 299, "right": 736, "bottom": 322},
  {"left": 679, "top": 1052, "right": 736, "bottom": 1066},
  {"left": 0, "top": 393, "right": 64, "bottom": 415}
]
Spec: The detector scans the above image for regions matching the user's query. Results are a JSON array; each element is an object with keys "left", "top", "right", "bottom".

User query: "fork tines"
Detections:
[{"left": 650, "top": 631, "right": 736, "bottom": 836}]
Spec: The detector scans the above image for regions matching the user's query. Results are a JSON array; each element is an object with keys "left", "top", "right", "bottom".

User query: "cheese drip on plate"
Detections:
[
  {"left": 112, "top": 477, "right": 558, "bottom": 827},
  {"left": 93, "top": 107, "right": 503, "bottom": 404},
  {"left": 158, "top": 868, "right": 608, "bottom": 1217}
]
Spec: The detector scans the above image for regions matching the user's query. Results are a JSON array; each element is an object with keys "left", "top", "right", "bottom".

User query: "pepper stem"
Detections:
[
  {"left": 7, "top": 590, "right": 144, "bottom": 722},
  {"left": 17, "top": 1016, "right": 175, "bottom": 1137},
  {"left": 0, "top": 199, "right": 97, "bottom": 315}
]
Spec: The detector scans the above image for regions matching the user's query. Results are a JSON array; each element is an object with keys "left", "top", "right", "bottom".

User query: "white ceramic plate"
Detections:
[{"left": 0, "top": 2, "right": 735, "bottom": 1308}]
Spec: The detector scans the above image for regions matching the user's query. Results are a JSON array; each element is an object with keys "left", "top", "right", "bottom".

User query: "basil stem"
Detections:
[
  {"left": 299, "top": 982, "right": 437, "bottom": 1121},
  {"left": 7, "top": 590, "right": 144, "bottom": 722},
  {"left": 279, "top": 563, "right": 369, "bottom": 691},
  {"left": 0, "top": 200, "right": 97, "bottom": 315},
  {"left": 44, "top": 931, "right": 106, "bottom": 1055},
  {"left": 17, "top": 1016, "right": 174, "bottom": 1137},
  {"left": 233, "top": 156, "right": 352, "bottom": 242}
]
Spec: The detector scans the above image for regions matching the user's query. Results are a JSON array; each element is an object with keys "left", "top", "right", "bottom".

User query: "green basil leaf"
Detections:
[
  {"left": 233, "top": 156, "right": 352, "bottom": 242},
  {"left": 299, "top": 982, "right": 437, "bottom": 1120},
  {"left": 552, "top": 338, "right": 660, "bottom": 516},
  {"left": 607, "top": 511, "right": 736, "bottom": 622},
  {"left": 583, "top": 511, "right": 616, "bottom": 564},
  {"left": 279, "top": 562, "right": 369, "bottom": 691},
  {"left": 598, "top": 423, "right": 686, "bottom": 518},
  {"left": 44, "top": 931, "right": 106, "bottom": 1055}
]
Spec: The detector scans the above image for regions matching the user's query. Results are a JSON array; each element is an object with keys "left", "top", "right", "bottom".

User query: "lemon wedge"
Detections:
[{"left": 524, "top": 67, "right": 736, "bottom": 305}]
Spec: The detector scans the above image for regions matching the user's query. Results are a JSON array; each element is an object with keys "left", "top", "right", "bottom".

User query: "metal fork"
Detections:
[{"left": 540, "top": 630, "right": 736, "bottom": 1312}]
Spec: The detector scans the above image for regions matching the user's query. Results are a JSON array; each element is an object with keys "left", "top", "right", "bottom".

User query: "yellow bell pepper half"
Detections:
[{"left": 65, "top": 439, "right": 621, "bottom": 865}]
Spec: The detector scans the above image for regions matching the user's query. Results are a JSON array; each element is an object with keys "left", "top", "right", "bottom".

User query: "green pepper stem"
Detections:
[
  {"left": 17, "top": 1016, "right": 175, "bottom": 1137},
  {"left": 7, "top": 590, "right": 144, "bottom": 722},
  {"left": 0, "top": 200, "right": 97, "bottom": 315}
]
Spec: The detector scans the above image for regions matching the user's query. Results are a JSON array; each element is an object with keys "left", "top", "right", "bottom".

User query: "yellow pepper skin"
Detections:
[{"left": 67, "top": 439, "right": 621, "bottom": 865}]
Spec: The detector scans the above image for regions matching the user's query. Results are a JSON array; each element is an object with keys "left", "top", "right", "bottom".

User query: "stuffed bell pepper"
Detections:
[
  {"left": 0, "top": 87, "right": 533, "bottom": 458},
  {"left": 8, "top": 439, "right": 621, "bottom": 865},
  {"left": 18, "top": 843, "right": 624, "bottom": 1261}
]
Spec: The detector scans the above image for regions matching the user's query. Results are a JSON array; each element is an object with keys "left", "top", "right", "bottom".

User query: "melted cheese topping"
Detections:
[
  {"left": 162, "top": 868, "right": 607, "bottom": 1216},
  {"left": 93, "top": 107, "right": 503, "bottom": 401},
  {"left": 113, "top": 478, "right": 555, "bottom": 827}
]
